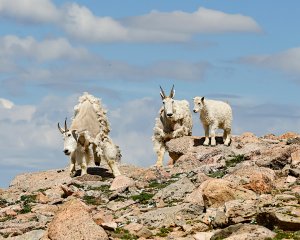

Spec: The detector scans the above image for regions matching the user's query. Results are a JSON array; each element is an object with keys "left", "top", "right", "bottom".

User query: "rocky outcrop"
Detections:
[{"left": 0, "top": 132, "right": 300, "bottom": 239}]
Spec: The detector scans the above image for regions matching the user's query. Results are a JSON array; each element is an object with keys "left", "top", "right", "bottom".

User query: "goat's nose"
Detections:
[
  {"left": 167, "top": 113, "right": 173, "bottom": 117},
  {"left": 193, "top": 110, "right": 197, "bottom": 113},
  {"left": 63, "top": 149, "right": 69, "bottom": 154}
]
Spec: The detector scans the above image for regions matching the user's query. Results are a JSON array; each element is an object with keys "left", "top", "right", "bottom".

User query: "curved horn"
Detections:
[
  {"left": 64, "top": 118, "right": 68, "bottom": 132},
  {"left": 160, "top": 86, "right": 166, "bottom": 99},
  {"left": 169, "top": 84, "right": 175, "bottom": 98},
  {"left": 58, "top": 122, "right": 64, "bottom": 134}
]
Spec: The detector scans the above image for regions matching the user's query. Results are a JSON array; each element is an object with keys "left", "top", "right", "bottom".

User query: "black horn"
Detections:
[
  {"left": 169, "top": 84, "right": 175, "bottom": 98},
  {"left": 64, "top": 118, "right": 68, "bottom": 132},
  {"left": 58, "top": 122, "right": 64, "bottom": 134},
  {"left": 160, "top": 86, "right": 166, "bottom": 99}
]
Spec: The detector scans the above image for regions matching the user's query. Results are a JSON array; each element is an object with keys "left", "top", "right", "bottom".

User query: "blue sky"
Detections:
[{"left": 1, "top": 0, "right": 300, "bottom": 188}]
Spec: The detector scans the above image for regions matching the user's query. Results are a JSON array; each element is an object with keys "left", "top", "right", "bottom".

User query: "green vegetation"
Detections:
[
  {"left": 0, "top": 216, "right": 13, "bottom": 222},
  {"left": 0, "top": 198, "right": 8, "bottom": 208},
  {"left": 266, "top": 229, "right": 300, "bottom": 240},
  {"left": 114, "top": 227, "right": 138, "bottom": 240},
  {"left": 156, "top": 227, "right": 172, "bottom": 237},
  {"left": 20, "top": 194, "right": 37, "bottom": 203},
  {"left": 225, "top": 154, "right": 245, "bottom": 168},
  {"left": 18, "top": 194, "right": 37, "bottom": 214},
  {"left": 83, "top": 195, "right": 102, "bottom": 205},
  {"left": 20, "top": 203, "right": 32, "bottom": 214},
  {"left": 208, "top": 169, "right": 226, "bottom": 178},
  {"left": 131, "top": 192, "right": 154, "bottom": 204},
  {"left": 208, "top": 155, "right": 245, "bottom": 179}
]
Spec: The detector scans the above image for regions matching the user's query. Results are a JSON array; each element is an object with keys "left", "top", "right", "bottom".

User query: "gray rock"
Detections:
[
  {"left": 153, "top": 177, "right": 195, "bottom": 202},
  {"left": 211, "top": 223, "right": 275, "bottom": 240},
  {"left": 7, "top": 230, "right": 45, "bottom": 240},
  {"left": 139, "top": 203, "right": 204, "bottom": 228},
  {"left": 225, "top": 199, "right": 258, "bottom": 224}
]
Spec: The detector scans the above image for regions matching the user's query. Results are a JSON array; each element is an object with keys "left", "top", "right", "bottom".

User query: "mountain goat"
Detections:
[
  {"left": 193, "top": 96, "right": 232, "bottom": 146},
  {"left": 152, "top": 86, "right": 193, "bottom": 167},
  {"left": 58, "top": 92, "right": 121, "bottom": 177}
]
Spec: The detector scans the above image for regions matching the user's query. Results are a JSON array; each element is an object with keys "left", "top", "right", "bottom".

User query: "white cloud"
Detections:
[
  {"left": 239, "top": 47, "right": 300, "bottom": 76},
  {"left": 63, "top": 6, "right": 261, "bottom": 43},
  {"left": 109, "top": 97, "right": 158, "bottom": 167},
  {"left": 0, "top": 98, "right": 14, "bottom": 109},
  {"left": 0, "top": 35, "right": 90, "bottom": 61},
  {"left": 125, "top": 7, "right": 261, "bottom": 34},
  {"left": 1, "top": 1, "right": 261, "bottom": 43},
  {"left": 62, "top": 3, "right": 128, "bottom": 42},
  {"left": 0, "top": 0, "right": 59, "bottom": 23}
]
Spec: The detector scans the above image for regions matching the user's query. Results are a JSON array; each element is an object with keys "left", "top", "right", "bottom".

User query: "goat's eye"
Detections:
[
  {"left": 67, "top": 133, "right": 71, "bottom": 137},
  {"left": 198, "top": 102, "right": 201, "bottom": 105}
]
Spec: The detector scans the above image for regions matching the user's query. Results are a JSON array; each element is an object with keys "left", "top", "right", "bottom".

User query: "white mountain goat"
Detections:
[
  {"left": 193, "top": 96, "right": 232, "bottom": 146},
  {"left": 152, "top": 86, "right": 193, "bottom": 166},
  {"left": 58, "top": 92, "right": 121, "bottom": 177}
]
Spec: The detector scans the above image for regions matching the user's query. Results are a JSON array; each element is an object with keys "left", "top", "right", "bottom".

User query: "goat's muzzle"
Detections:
[{"left": 167, "top": 113, "right": 173, "bottom": 118}]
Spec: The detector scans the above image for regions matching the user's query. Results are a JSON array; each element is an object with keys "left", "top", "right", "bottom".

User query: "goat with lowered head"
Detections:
[
  {"left": 58, "top": 92, "right": 121, "bottom": 177},
  {"left": 152, "top": 85, "right": 193, "bottom": 167},
  {"left": 193, "top": 96, "right": 232, "bottom": 146}
]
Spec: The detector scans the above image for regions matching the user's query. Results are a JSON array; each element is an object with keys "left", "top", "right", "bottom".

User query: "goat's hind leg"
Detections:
[
  {"left": 224, "top": 128, "right": 231, "bottom": 146},
  {"left": 107, "top": 158, "right": 121, "bottom": 177}
]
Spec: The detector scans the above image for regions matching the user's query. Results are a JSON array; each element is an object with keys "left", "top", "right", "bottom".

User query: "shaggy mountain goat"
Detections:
[
  {"left": 193, "top": 96, "right": 232, "bottom": 146},
  {"left": 58, "top": 92, "right": 121, "bottom": 177},
  {"left": 152, "top": 86, "right": 192, "bottom": 167}
]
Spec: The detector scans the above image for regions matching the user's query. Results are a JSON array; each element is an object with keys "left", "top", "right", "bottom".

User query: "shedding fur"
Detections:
[
  {"left": 58, "top": 92, "right": 121, "bottom": 177},
  {"left": 152, "top": 86, "right": 192, "bottom": 166},
  {"left": 193, "top": 96, "right": 232, "bottom": 146}
]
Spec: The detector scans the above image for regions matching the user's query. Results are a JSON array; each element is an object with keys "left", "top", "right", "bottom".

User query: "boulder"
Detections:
[
  {"left": 47, "top": 199, "right": 108, "bottom": 240},
  {"left": 200, "top": 179, "right": 257, "bottom": 208}
]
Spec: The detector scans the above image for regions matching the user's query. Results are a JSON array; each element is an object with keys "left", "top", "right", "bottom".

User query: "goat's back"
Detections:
[{"left": 71, "top": 100, "right": 101, "bottom": 138}]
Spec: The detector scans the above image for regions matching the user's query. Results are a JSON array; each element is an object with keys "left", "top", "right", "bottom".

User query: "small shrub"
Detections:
[
  {"left": 225, "top": 154, "right": 245, "bottom": 168},
  {"left": 156, "top": 227, "right": 172, "bottom": 237},
  {"left": 20, "top": 203, "right": 32, "bottom": 214},
  {"left": 208, "top": 169, "right": 226, "bottom": 178},
  {"left": 83, "top": 195, "right": 102, "bottom": 205},
  {"left": 20, "top": 194, "right": 37, "bottom": 203},
  {"left": 0, "top": 198, "right": 8, "bottom": 208},
  {"left": 131, "top": 192, "right": 154, "bottom": 204},
  {"left": 265, "top": 228, "right": 300, "bottom": 240},
  {"left": 113, "top": 227, "right": 138, "bottom": 240}
]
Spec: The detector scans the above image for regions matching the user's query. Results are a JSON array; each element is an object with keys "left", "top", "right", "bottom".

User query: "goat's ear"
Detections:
[
  {"left": 71, "top": 130, "right": 78, "bottom": 141},
  {"left": 201, "top": 97, "right": 205, "bottom": 103}
]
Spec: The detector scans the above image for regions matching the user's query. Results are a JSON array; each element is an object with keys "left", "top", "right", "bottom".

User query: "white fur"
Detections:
[
  {"left": 59, "top": 92, "right": 121, "bottom": 177},
  {"left": 152, "top": 87, "right": 192, "bottom": 166},
  {"left": 193, "top": 96, "right": 232, "bottom": 146}
]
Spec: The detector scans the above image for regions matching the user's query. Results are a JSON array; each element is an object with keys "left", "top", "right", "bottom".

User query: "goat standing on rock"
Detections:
[
  {"left": 58, "top": 92, "right": 121, "bottom": 177},
  {"left": 193, "top": 96, "right": 232, "bottom": 146},
  {"left": 152, "top": 86, "right": 193, "bottom": 167}
]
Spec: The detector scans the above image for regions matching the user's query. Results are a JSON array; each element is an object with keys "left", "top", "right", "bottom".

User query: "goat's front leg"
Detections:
[
  {"left": 69, "top": 157, "right": 76, "bottom": 177},
  {"left": 210, "top": 124, "right": 218, "bottom": 146},
  {"left": 203, "top": 124, "right": 210, "bottom": 146},
  {"left": 80, "top": 154, "right": 88, "bottom": 176}
]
